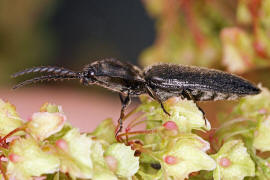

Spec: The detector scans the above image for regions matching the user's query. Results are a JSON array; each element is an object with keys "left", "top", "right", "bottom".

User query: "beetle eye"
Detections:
[{"left": 90, "top": 71, "right": 95, "bottom": 76}]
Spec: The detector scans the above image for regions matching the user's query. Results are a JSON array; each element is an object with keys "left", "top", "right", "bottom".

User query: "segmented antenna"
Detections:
[
  {"left": 11, "top": 66, "right": 77, "bottom": 78},
  {"left": 12, "top": 74, "right": 80, "bottom": 89}
]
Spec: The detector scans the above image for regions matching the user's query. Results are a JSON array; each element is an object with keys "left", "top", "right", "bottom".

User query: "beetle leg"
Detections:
[
  {"left": 183, "top": 90, "right": 207, "bottom": 125},
  {"left": 115, "top": 93, "right": 131, "bottom": 137},
  {"left": 146, "top": 86, "right": 170, "bottom": 116}
]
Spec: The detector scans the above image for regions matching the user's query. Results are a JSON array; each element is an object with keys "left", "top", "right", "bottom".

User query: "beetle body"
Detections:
[
  {"left": 144, "top": 63, "right": 260, "bottom": 102},
  {"left": 12, "top": 58, "right": 261, "bottom": 136}
]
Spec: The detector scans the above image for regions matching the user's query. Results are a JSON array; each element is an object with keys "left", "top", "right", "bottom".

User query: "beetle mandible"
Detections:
[{"left": 11, "top": 58, "right": 261, "bottom": 136}]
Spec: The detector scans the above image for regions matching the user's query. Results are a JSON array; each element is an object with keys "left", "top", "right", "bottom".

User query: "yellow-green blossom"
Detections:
[
  {"left": 0, "top": 99, "right": 23, "bottom": 136},
  {"left": 105, "top": 143, "right": 139, "bottom": 178},
  {"left": 140, "top": 96, "right": 210, "bottom": 133},
  {"left": 56, "top": 128, "right": 93, "bottom": 179},
  {"left": 90, "top": 139, "right": 118, "bottom": 179},
  {"left": 212, "top": 139, "right": 255, "bottom": 180},
  {"left": 165, "top": 98, "right": 210, "bottom": 132},
  {"left": 6, "top": 137, "right": 60, "bottom": 180},
  {"left": 253, "top": 116, "right": 270, "bottom": 152},
  {"left": 238, "top": 85, "right": 270, "bottom": 118},
  {"left": 26, "top": 112, "right": 66, "bottom": 141},
  {"left": 162, "top": 134, "right": 216, "bottom": 180}
]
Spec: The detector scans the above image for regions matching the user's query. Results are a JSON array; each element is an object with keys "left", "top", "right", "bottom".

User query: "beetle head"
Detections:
[{"left": 80, "top": 65, "right": 97, "bottom": 85}]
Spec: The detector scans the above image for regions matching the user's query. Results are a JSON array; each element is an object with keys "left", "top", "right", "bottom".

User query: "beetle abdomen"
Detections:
[
  {"left": 190, "top": 89, "right": 241, "bottom": 101},
  {"left": 144, "top": 64, "right": 261, "bottom": 101}
]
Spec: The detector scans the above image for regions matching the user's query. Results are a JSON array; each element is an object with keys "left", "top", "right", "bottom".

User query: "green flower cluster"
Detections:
[
  {"left": 0, "top": 86, "right": 270, "bottom": 179},
  {"left": 0, "top": 102, "right": 138, "bottom": 179}
]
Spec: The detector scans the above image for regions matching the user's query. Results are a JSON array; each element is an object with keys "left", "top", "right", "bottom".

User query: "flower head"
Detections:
[{"left": 212, "top": 139, "right": 255, "bottom": 180}]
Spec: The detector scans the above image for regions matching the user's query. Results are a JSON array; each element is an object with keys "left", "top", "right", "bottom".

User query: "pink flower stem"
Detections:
[
  {"left": 117, "top": 129, "right": 158, "bottom": 140},
  {"left": 0, "top": 155, "right": 7, "bottom": 180},
  {"left": 115, "top": 107, "right": 138, "bottom": 134},
  {"left": 126, "top": 114, "right": 146, "bottom": 132},
  {"left": 0, "top": 127, "right": 24, "bottom": 147}
]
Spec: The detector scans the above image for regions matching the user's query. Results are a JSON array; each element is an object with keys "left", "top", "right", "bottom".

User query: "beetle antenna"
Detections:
[
  {"left": 11, "top": 66, "right": 77, "bottom": 78},
  {"left": 12, "top": 74, "right": 81, "bottom": 89}
]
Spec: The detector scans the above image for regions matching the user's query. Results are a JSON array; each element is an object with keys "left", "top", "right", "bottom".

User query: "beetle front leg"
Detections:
[{"left": 115, "top": 93, "right": 131, "bottom": 138}]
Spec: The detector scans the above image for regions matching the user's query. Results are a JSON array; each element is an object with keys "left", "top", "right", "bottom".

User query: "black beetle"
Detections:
[{"left": 11, "top": 58, "right": 261, "bottom": 136}]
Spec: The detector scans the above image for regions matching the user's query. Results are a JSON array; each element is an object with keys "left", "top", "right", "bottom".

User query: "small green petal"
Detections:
[
  {"left": 105, "top": 143, "right": 139, "bottom": 178},
  {"left": 91, "top": 140, "right": 118, "bottom": 179},
  {"left": 212, "top": 139, "right": 255, "bottom": 180},
  {"left": 57, "top": 128, "right": 93, "bottom": 179},
  {"left": 91, "top": 139, "right": 105, "bottom": 166},
  {"left": 26, "top": 112, "right": 66, "bottom": 141},
  {"left": 163, "top": 134, "right": 216, "bottom": 180},
  {"left": 7, "top": 137, "right": 60, "bottom": 180},
  {"left": 253, "top": 116, "right": 270, "bottom": 152},
  {"left": 91, "top": 118, "right": 117, "bottom": 144},
  {"left": 40, "top": 103, "right": 63, "bottom": 113},
  {"left": 0, "top": 99, "right": 23, "bottom": 136}
]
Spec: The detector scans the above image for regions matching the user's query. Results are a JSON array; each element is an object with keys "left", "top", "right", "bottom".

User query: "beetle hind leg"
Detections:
[
  {"left": 145, "top": 86, "right": 170, "bottom": 116},
  {"left": 183, "top": 90, "right": 207, "bottom": 126},
  {"left": 160, "top": 101, "right": 170, "bottom": 116}
]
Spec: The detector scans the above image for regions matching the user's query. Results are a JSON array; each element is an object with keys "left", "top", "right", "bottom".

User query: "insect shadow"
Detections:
[{"left": 11, "top": 58, "right": 261, "bottom": 138}]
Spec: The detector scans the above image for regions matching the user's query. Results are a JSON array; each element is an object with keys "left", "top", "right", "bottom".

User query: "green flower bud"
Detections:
[
  {"left": 7, "top": 137, "right": 60, "bottom": 180},
  {"left": 0, "top": 99, "right": 23, "bottom": 136},
  {"left": 212, "top": 139, "right": 255, "bottom": 180},
  {"left": 105, "top": 143, "right": 139, "bottom": 178}
]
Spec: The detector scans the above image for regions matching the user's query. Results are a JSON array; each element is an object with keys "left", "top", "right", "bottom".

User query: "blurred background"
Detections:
[{"left": 1, "top": 0, "right": 270, "bottom": 131}]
